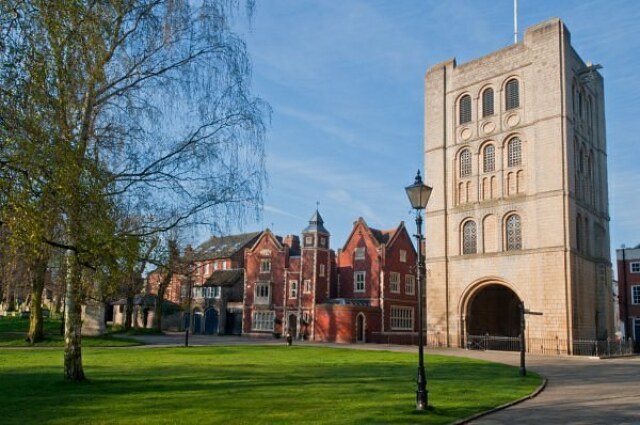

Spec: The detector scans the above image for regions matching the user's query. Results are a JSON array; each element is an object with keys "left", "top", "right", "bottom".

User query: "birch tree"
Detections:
[{"left": 0, "top": 0, "right": 268, "bottom": 380}]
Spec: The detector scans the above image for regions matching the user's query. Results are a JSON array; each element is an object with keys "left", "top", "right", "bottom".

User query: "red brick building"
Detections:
[
  {"left": 617, "top": 245, "right": 640, "bottom": 345},
  {"left": 243, "top": 211, "right": 419, "bottom": 344},
  {"left": 143, "top": 232, "right": 260, "bottom": 333}
]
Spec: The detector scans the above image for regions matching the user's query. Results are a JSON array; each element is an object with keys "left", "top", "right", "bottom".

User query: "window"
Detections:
[
  {"left": 631, "top": 262, "right": 640, "bottom": 274},
  {"left": 192, "top": 286, "right": 204, "bottom": 299},
  {"left": 252, "top": 311, "right": 275, "bottom": 331},
  {"left": 632, "top": 286, "right": 640, "bottom": 305},
  {"left": 319, "top": 264, "right": 326, "bottom": 277},
  {"left": 390, "top": 306, "right": 414, "bottom": 330},
  {"left": 459, "top": 95, "right": 472, "bottom": 124},
  {"left": 202, "top": 286, "right": 221, "bottom": 299},
  {"left": 389, "top": 272, "right": 400, "bottom": 293},
  {"left": 289, "top": 281, "right": 298, "bottom": 299},
  {"left": 399, "top": 249, "right": 407, "bottom": 263},
  {"left": 255, "top": 282, "right": 270, "bottom": 304},
  {"left": 204, "top": 263, "right": 211, "bottom": 276},
  {"left": 214, "top": 261, "right": 220, "bottom": 270},
  {"left": 483, "top": 144, "right": 495, "bottom": 173},
  {"left": 304, "top": 280, "right": 312, "bottom": 294},
  {"left": 260, "top": 259, "right": 271, "bottom": 273},
  {"left": 506, "top": 214, "right": 522, "bottom": 251},
  {"left": 462, "top": 221, "right": 477, "bottom": 254},
  {"left": 482, "top": 88, "right": 494, "bottom": 117},
  {"left": 221, "top": 261, "right": 227, "bottom": 270},
  {"left": 405, "top": 275, "right": 415, "bottom": 295},
  {"left": 320, "top": 237, "right": 326, "bottom": 247},
  {"left": 305, "top": 236, "right": 313, "bottom": 247},
  {"left": 354, "top": 247, "right": 365, "bottom": 260},
  {"left": 505, "top": 79, "right": 520, "bottom": 110},
  {"left": 460, "top": 149, "right": 471, "bottom": 177},
  {"left": 507, "top": 137, "right": 521, "bottom": 167},
  {"left": 354, "top": 271, "right": 366, "bottom": 293}
]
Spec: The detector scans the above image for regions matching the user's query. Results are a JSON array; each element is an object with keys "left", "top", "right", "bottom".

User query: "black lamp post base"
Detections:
[{"left": 416, "top": 390, "right": 429, "bottom": 411}]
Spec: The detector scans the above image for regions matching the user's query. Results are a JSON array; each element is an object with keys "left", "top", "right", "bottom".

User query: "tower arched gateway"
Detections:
[{"left": 460, "top": 281, "right": 522, "bottom": 349}]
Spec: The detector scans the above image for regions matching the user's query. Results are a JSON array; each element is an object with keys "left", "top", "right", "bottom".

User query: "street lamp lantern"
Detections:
[
  {"left": 405, "top": 170, "right": 432, "bottom": 210},
  {"left": 405, "top": 169, "right": 432, "bottom": 411}
]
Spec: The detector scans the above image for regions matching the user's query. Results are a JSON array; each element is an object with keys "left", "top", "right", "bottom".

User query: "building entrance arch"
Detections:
[{"left": 464, "top": 283, "right": 522, "bottom": 338}]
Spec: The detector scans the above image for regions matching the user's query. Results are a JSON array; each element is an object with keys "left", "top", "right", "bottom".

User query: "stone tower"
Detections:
[{"left": 424, "top": 18, "right": 613, "bottom": 353}]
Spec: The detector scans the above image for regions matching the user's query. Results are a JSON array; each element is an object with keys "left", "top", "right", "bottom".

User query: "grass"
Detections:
[
  {"left": 0, "top": 316, "right": 140, "bottom": 347},
  {"left": 0, "top": 345, "right": 541, "bottom": 424}
]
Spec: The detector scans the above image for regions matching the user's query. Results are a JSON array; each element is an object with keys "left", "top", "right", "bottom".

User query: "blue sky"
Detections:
[{"left": 227, "top": 0, "right": 640, "bottom": 263}]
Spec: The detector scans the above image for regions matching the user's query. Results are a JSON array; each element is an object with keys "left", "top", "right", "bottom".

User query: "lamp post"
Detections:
[
  {"left": 185, "top": 263, "right": 194, "bottom": 348},
  {"left": 405, "top": 170, "right": 433, "bottom": 411}
]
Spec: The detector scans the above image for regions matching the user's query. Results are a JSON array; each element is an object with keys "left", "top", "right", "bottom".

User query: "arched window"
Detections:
[
  {"left": 505, "top": 79, "right": 520, "bottom": 110},
  {"left": 459, "top": 149, "right": 471, "bottom": 177},
  {"left": 459, "top": 95, "right": 472, "bottom": 124},
  {"left": 462, "top": 221, "right": 477, "bottom": 254},
  {"left": 505, "top": 214, "right": 522, "bottom": 251},
  {"left": 482, "top": 88, "right": 494, "bottom": 117},
  {"left": 507, "top": 137, "right": 521, "bottom": 167},
  {"left": 483, "top": 144, "right": 495, "bottom": 173}
]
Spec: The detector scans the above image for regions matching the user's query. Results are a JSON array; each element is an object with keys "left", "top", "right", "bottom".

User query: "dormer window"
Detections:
[
  {"left": 354, "top": 247, "right": 365, "bottom": 260},
  {"left": 399, "top": 249, "right": 407, "bottom": 263},
  {"left": 305, "top": 235, "right": 313, "bottom": 247}
]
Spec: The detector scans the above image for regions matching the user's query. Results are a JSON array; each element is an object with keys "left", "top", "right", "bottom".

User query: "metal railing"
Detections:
[{"left": 462, "top": 334, "right": 636, "bottom": 357}]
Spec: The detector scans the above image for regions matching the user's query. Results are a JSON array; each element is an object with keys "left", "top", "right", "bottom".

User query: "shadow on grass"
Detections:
[{"left": 0, "top": 346, "right": 540, "bottom": 425}]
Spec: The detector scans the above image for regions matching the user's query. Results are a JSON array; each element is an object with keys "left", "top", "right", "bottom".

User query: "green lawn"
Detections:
[
  {"left": 0, "top": 316, "right": 140, "bottom": 347},
  {"left": 0, "top": 345, "right": 541, "bottom": 424}
]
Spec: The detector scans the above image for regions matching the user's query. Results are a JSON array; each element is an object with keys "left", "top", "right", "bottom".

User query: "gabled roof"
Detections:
[
  {"left": 190, "top": 231, "right": 261, "bottom": 261},
  {"left": 302, "top": 209, "right": 330, "bottom": 235},
  {"left": 248, "top": 229, "right": 284, "bottom": 252},
  {"left": 204, "top": 269, "right": 244, "bottom": 287}
]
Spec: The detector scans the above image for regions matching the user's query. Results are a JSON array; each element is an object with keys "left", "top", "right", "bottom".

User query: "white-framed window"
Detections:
[
  {"left": 354, "top": 271, "right": 366, "bottom": 293},
  {"left": 399, "top": 250, "right": 407, "bottom": 263},
  {"left": 304, "top": 279, "right": 312, "bottom": 294},
  {"left": 204, "top": 263, "right": 211, "bottom": 276},
  {"left": 192, "top": 286, "right": 204, "bottom": 299},
  {"left": 319, "top": 264, "right": 326, "bottom": 277},
  {"left": 252, "top": 311, "right": 275, "bottom": 331},
  {"left": 289, "top": 281, "right": 298, "bottom": 299},
  {"left": 214, "top": 261, "right": 220, "bottom": 270},
  {"left": 305, "top": 236, "right": 313, "bottom": 247},
  {"left": 354, "top": 247, "right": 365, "bottom": 260},
  {"left": 405, "top": 275, "right": 415, "bottom": 295},
  {"left": 630, "top": 262, "right": 640, "bottom": 274},
  {"left": 320, "top": 237, "right": 326, "bottom": 247},
  {"left": 200, "top": 286, "right": 221, "bottom": 299},
  {"left": 222, "top": 261, "right": 227, "bottom": 270},
  {"left": 390, "top": 306, "right": 414, "bottom": 330},
  {"left": 389, "top": 272, "right": 400, "bottom": 293},
  {"left": 632, "top": 286, "right": 640, "bottom": 305},
  {"left": 255, "top": 282, "right": 270, "bottom": 304},
  {"left": 260, "top": 259, "right": 271, "bottom": 273}
]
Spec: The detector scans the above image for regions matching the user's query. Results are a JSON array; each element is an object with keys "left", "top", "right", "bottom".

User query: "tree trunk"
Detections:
[
  {"left": 27, "top": 257, "right": 48, "bottom": 343},
  {"left": 124, "top": 293, "right": 134, "bottom": 331},
  {"left": 63, "top": 249, "right": 85, "bottom": 381},
  {"left": 153, "top": 285, "right": 165, "bottom": 331}
]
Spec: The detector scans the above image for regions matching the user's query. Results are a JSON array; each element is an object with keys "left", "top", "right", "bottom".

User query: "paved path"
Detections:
[{"left": 120, "top": 334, "right": 640, "bottom": 424}]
